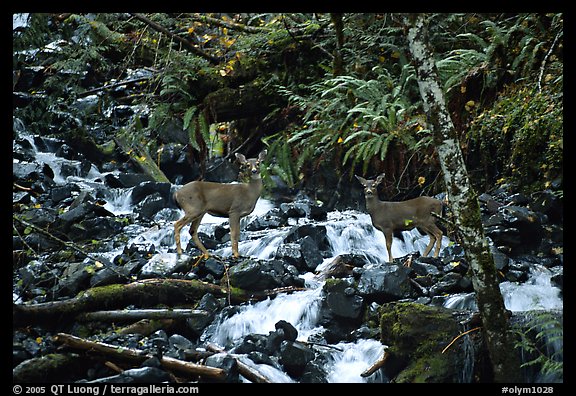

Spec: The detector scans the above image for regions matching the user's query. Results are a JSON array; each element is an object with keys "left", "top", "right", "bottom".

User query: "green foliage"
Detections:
[
  {"left": 467, "top": 80, "right": 563, "bottom": 193},
  {"left": 513, "top": 311, "right": 563, "bottom": 382},
  {"left": 267, "top": 64, "right": 431, "bottom": 186}
]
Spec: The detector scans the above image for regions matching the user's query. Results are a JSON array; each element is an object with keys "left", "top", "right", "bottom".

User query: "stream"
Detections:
[{"left": 13, "top": 133, "right": 563, "bottom": 383}]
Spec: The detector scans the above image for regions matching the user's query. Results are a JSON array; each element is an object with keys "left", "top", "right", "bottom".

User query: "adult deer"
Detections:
[
  {"left": 174, "top": 150, "right": 267, "bottom": 258},
  {"left": 355, "top": 174, "right": 444, "bottom": 262}
]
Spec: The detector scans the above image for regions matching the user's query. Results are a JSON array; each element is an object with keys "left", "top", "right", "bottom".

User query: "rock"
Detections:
[
  {"left": 529, "top": 189, "right": 563, "bottom": 223},
  {"left": 121, "top": 366, "right": 171, "bottom": 383},
  {"left": 275, "top": 320, "right": 298, "bottom": 342},
  {"left": 429, "top": 273, "right": 471, "bottom": 296},
  {"left": 279, "top": 340, "right": 315, "bottom": 378},
  {"left": 357, "top": 263, "right": 412, "bottom": 302},
  {"left": 379, "top": 302, "right": 478, "bottom": 383},
  {"left": 274, "top": 243, "right": 303, "bottom": 267},
  {"left": 134, "top": 192, "right": 166, "bottom": 220},
  {"left": 139, "top": 253, "right": 188, "bottom": 278},
  {"left": 228, "top": 259, "right": 278, "bottom": 290},
  {"left": 316, "top": 254, "right": 367, "bottom": 279},
  {"left": 244, "top": 208, "right": 287, "bottom": 231},
  {"left": 283, "top": 224, "right": 330, "bottom": 252},
  {"left": 299, "top": 236, "right": 324, "bottom": 271},
  {"left": 323, "top": 278, "right": 364, "bottom": 320},
  {"left": 205, "top": 353, "right": 239, "bottom": 382},
  {"left": 104, "top": 172, "right": 154, "bottom": 188},
  {"left": 55, "top": 260, "right": 93, "bottom": 297},
  {"left": 131, "top": 181, "right": 172, "bottom": 206}
]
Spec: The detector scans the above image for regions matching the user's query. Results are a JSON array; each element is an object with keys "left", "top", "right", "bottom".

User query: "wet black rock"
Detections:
[
  {"left": 279, "top": 340, "right": 315, "bottom": 378},
  {"left": 205, "top": 353, "right": 239, "bottom": 382},
  {"left": 228, "top": 259, "right": 281, "bottom": 290},
  {"left": 323, "top": 278, "right": 364, "bottom": 320},
  {"left": 356, "top": 263, "right": 413, "bottom": 302}
]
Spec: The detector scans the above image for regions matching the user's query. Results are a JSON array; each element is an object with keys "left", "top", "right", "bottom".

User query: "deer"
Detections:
[
  {"left": 355, "top": 173, "right": 444, "bottom": 263},
  {"left": 174, "top": 150, "right": 267, "bottom": 258}
]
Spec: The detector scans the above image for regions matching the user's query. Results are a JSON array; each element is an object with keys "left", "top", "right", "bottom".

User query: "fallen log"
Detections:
[
  {"left": 13, "top": 278, "right": 305, "bottom": 326},
  {"left": 114, "top": 133, "right": 170, "bottom": 183},
  {"left": 78, "top": 308, "right": 210, "bottom": 322},
  {"left": 54, "top": 333, "right": 226, "bottom": 381}
]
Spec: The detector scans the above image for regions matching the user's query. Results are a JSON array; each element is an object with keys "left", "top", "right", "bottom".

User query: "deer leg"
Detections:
[
  {"left": 431, "top": 225, "right": 443, "bottom": 258},
  {"left": 189, "top": 214, "right": 209, "bottom": 258},
  {"left": 422, "top": 234, "right": 436, "bottom": 257},
  {"left": 174, "top": 215, "right": 192, "bottom": 255},
  {"left": 384, "top": 231, "right": 394, "bottom": 263},
  {"left": 419, "top": 225, "right": 436, "bottom": 257},
  {"left": 229, "top": 213, "right": 241, "bottom": 258}
]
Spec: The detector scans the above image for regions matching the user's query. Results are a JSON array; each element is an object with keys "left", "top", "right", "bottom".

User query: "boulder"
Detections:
[
  {"left": 357, "top": 263, "right": 413, "bottom": 302},
  {"left": 379, "top": 302, "right": 481, "bottom": 383}
]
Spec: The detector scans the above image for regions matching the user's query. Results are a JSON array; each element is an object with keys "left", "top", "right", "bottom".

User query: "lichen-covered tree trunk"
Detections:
[{"left": 405, "top": 14, "right": 522, "bottom": 383}]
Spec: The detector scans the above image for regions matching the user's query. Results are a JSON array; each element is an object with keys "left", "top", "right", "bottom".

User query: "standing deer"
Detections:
[
  {"left": 174, "top": 150, "right": 267, "bottom": 258},
  {"left": 355, "top": 174, "right": 444, "bottom": 262}
]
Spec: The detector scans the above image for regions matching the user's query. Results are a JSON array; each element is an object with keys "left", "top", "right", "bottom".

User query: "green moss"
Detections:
[{"left": 380, "top": 302, "right": 464, "bottom": 382}]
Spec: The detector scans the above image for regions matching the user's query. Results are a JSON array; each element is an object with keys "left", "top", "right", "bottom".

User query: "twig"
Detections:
[
  {"left": 441, "top": 326, "right": 481, "bottom": 354},
  {"left": 77, "top": 76, "right": 153, "bottom": 98},
  {"left": 361, "top": 350, "right": 389, "bottom": 377},
  {"left": 301, "top": 341, "right": 343, "bottom": 352},
  {"left": 130, "top": 13, "right": 221, "bottom": 64}
]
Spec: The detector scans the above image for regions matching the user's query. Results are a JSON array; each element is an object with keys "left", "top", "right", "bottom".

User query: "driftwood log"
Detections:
[
  {"left": 54, "top": 333, "right": 226, "bottom": 380},
  {"left": 13, "top": 278, "right": 304, "bottom": 326}
]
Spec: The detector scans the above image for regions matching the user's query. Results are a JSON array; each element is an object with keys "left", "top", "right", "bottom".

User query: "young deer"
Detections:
[
  {"left": 355, "top": 174, "right": 443, "bottom": 262},
  {"left": 174, "top": 150, "right": 267, "bottom": 258}
]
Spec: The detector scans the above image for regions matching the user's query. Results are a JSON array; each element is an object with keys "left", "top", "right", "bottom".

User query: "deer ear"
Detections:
[
  {"left": 235, "top": 153, "right": 247, "bottom": 163},
  {"left": 258, "top": 150, "right": 267, "bottom": 161},
  {"left": 355, "top": 175, "right": 367, "bottom": 186},
  {"left": 375, "top": 173, "right": 385, "bottom": 185}
]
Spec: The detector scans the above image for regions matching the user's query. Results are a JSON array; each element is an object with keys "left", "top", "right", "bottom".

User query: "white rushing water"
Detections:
[{"left": 443, "top": 265, "right": 563, "bottom": 312}]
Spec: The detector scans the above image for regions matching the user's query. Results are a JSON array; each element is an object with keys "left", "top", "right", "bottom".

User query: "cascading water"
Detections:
[{"left": 201, "top": 210, "right": 452, "bottom": 383}]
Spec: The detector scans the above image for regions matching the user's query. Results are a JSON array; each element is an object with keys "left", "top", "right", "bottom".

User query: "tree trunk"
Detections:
[{"left": 405, "top": 14, "right": 522, "bottom": 383}]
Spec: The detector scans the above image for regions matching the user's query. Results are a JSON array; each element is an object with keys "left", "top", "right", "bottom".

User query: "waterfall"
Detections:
[
  {"left": 206, "top": 286, "right": 325, "bottom": 349},
  {"left": 323, "top": 339, "right": 387, "bottom": 383},
  {"left": 500, "top": 265, "right": 563, "bottom": 312}
]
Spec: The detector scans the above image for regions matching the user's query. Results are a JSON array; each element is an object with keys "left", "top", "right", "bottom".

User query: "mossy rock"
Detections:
[{"left": 380, "top": 302, "right": 472, "bottom": 383}]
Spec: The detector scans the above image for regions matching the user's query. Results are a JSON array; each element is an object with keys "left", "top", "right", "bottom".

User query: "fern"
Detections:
[{"left": 513, "top": 311, "right": 563, "bottom": 382}]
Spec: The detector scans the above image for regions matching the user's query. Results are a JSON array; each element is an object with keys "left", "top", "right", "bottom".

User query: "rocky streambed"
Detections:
[{"left": 13, "top": 132, "right": 563, "bottom": 383}]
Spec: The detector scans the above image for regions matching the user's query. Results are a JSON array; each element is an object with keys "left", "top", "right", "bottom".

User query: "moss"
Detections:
[{"left": 380, "top": 302, "right": 464, "bottom": 382}]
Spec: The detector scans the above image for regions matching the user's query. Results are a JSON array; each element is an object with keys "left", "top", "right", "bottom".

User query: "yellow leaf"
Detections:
[
  {"left": 337, "top": 137, "right": 344, "bottom": 143},
  {"left": 36, "top": 337, "right": 43, "bottom": 344},
  {"left": 417, "top": 176, "right": 426, "bottom": 186},
  {"left": 95, "top": 261, "right": 104, "bottom": 269},
  {"left": 460, "top": 85, "right": 467, "bottom": 94},
  {"left": 391, "top": 51, "right": 400, "bottom": 59}
]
